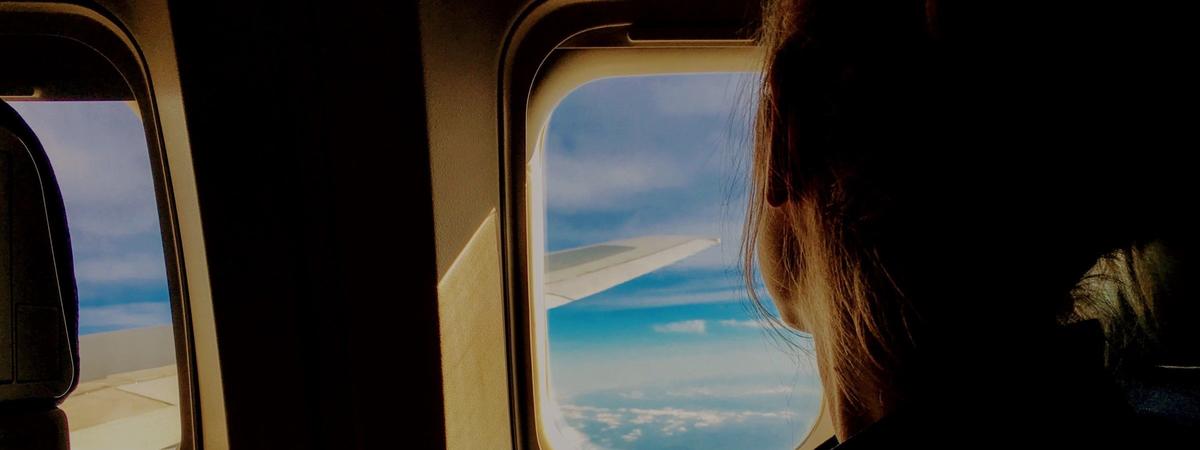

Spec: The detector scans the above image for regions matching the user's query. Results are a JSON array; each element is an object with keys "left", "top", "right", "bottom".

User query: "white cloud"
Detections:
[
  {"left": 68, "top": 208, "right": 161, "bottom": 239},
  {"left": 13, "top": 102, "right": 162, "bottom": 239},
  {"left": 745, "top": 386, "right": 798, "bottom": 396},
  {"left": 561, "top": 403, "right": 798, "bottom": 440},
  {"left": 650, "top": 74, "right": 759, "bottom": 117},
  {"left": 621, "top": 428, "right": 643, "bottom": 443},
  {"left": 74, "top": 253, "right": 167, "bottom": 283},
  {"left": 595, "top": 411, "right": 623, "bottom": 430},
  {"left": 549, "top": 405, "right": 609, "bottom": 450},
  {"left": 630, "top": 413, "right": 656, "bottom": 425},
  {"left": 79, "top": 302, "right": 171, "bottom": 331},
  {"left": 625, "top": 406, "right": 795, "bottom": 428},
  {"left": 542, "top": 77, "right": 754, "bottom": 218},
  {"left": 665, "top": 384, "right": 818, "bottom": 398},
  {"left": 549, "top": 338, "right": 818, "bottom": 398},
  {"left": 545, "top": 149, "right": 693, "bottom": 212},
  {"left": 662, "top": 421, "right": 688, "bottom": 435},
  {"left": 665, "top": 387, "right": 710, "bottom": 397},
  {"left": 652, "top": 320, "right": 707, "bottom": 334}
]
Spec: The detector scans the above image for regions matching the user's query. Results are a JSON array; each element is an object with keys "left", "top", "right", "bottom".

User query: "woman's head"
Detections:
[{"left": 745, "top": 0, "right": 1190, "bottom": 436}]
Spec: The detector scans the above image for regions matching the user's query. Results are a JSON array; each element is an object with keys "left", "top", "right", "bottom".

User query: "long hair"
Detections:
[{"left": 743, "top": 0, "right": 1190, "bottom": 422}]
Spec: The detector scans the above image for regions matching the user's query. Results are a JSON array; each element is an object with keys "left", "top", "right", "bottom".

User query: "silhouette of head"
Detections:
[{"left": 745, "top": 0, "right": 1193, "bottom": 437}]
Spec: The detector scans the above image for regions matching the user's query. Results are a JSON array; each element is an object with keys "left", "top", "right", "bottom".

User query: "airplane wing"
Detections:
[
  {"left": 61, "top": 326, "right": 181, "bottom": 450},
  {"left": 545, "top": 235, "right": 719, "bottom": 308}
]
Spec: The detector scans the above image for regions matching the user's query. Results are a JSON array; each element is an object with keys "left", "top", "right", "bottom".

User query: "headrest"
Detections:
[{"left": 0, "top": 100, "right": 79, "bottom": 409}]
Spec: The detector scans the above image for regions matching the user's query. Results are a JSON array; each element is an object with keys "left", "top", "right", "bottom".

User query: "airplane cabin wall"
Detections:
[
  {"left": 418, "top": 0, "right": 530, "bottom": 449},
  {"left": 164, "top": 1, "right": 444, "bottom": 448}
]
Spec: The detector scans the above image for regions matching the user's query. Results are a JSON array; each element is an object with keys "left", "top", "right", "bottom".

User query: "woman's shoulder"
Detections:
[
  {"left": 819, "top": 392, "right": 1198, "bottom": 449},
  {"left": 822, "top": 372, "right": 1191, "bottom": 448}
]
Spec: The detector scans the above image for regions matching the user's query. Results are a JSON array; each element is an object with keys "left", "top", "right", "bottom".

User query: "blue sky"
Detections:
[
  {"left": 544, "top": 74, "right": 822, "bottom": 449},
  {"left": 10, "top": 101, "right": 171, "bottom": 335}
]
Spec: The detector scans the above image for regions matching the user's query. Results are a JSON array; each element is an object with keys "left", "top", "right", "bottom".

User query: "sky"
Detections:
[
  {"left": 544, "top": 74, "right": 822, "bottom": 449},
  {"left": 10, "top": 101, "right": 172, "bottom": 335}
]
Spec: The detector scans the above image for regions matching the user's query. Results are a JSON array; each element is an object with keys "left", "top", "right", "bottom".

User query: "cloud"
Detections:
[
  {"left": 561, "top": 403, "right": 798, "bottom": 437},
  {"left": 549, "top": 337, "right": 818, "bottom": 398},
  {"left": 542, "top": 73, "right": 755, "bottom": 219},
  {"left": 665, "top": 384, "right": 818, "bottom": 398},
  {"left": 744, "top": 386, "right": 799, "bottom": 396},
  {"left": 650, "top": 74, "right": 759, "bottom": 117},
  {"left": 79, "top": 302, "right": 171, "bottom": 332},
  {"left": 74, "top": 253, "right": 168, "bottom": 283},
  {"left": 547, "top": 404, "right": 609, "bottom": 450},
  {"left": 631, "top": 413, "right": 656, "bottom": 425},
  {"left": 558, "top": 401, "right": 813, "bottom": 449},
  {"left": 652, "top": 320, "right": 707, "bottom": 334},
  {"left": 12, "top": 102, "right": 162, "bottom": 238},
  {"left": 595, "top": 411, "right": 623, "bottom": 430},
  {"left": 662, "top": 421, "right": 688, "bottom": 435},
  {"left": 621, "top": 428, "right": 643, "bottom": 443},
  {"left": 664, "top": 387, "right": 715, "bottom": 398},
  {"left": 67, "top": 208, "right": 161, "bottom": 239},
  {"left": 546, "top": 149, "right": 694, "bottom": 213},
  {"left": 624, "top": 406, "right": 795, "bottom": 428}
]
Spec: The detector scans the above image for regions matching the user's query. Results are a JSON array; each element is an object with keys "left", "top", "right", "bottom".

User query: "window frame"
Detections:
[
  {"left": 0, "top": 3, "right": 225, "bottom": 449},
  {"left": 497, "top": 4, "right": 838, "bottom": 449},
  {"left": 528, "top": 49, "right": 765, "bottom": 450}
]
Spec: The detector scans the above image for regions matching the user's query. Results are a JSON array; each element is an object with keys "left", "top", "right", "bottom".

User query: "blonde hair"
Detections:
[
  {"left": 742, "top": 0, "right": 1182, "bottom": 422},
  {"left": 743, "top": 0, "right": 928, "bottom": 416}
]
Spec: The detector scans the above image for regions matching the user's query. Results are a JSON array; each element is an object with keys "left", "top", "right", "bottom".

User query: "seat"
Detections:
[
  {"left": 0, "top": 99, "right": 79, "bottom": 450},
  {"left": 1072, "top": 239, "right": 1200, "bottom": 444}
]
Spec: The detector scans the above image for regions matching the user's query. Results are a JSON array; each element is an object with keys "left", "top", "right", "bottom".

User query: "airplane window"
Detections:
[
  {"left": 539, "top": 73, "right": 821, "bottom": 449},
  {"left": 10, "top": 102, "right": 181, "bottom": 450}
]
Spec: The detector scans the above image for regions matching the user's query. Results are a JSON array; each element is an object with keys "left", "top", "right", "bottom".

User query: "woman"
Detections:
[{"left": 745, "top": 0, "right": 1196, "bottom": 447}]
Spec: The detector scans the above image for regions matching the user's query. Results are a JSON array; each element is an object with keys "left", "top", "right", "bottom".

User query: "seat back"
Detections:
[{"left": 0, "top": 99, "right": 78, "bottom": 449}]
